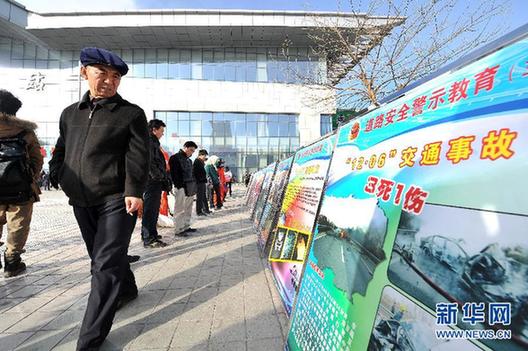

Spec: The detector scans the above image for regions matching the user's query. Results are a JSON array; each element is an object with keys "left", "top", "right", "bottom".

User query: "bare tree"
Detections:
[{"left": 288, "top": 0, "right": 509, "bottom": 111}]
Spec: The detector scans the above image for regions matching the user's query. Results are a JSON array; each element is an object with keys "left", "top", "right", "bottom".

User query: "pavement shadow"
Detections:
[{"left": 100, "top": 240, "right": 265, "bottom": 350}]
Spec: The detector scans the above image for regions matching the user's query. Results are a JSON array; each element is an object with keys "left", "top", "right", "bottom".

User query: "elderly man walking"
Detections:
[
  {"left": 0, "top": 90, "right": 43, "bottom": 277},
  {"left": 49, "top": 48, "right": 149, "bottom": 351}
]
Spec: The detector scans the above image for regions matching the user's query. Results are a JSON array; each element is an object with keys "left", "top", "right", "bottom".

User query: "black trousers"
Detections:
[
  {"left": 196, "top": 182, "right": 210, "bottom": 214},
  {"left": 73, "top": 198, "right": 138, "bottom": 351},
  {"left": 141, "top": 182, "right": 162, "bottom": 243},
  {"left": 226, "top": 182, "right": 232, "bottom": 196}
]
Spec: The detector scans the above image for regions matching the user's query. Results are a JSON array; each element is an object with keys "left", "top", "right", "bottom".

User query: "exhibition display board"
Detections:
[
  {"left": 252, "top": 162, "right": 278, "bottom": 224},
  {"left": 246, "top": 170, "right": 265, "bottom": 216},
  {"left": 268, "top": 135, "right": 336, "bottom": 315},
  {"left": 257, "top": 157, "right": 294, "bottom": 255},
  {"left": 286, "top": 32, "right": 528, "bottom": 351}
]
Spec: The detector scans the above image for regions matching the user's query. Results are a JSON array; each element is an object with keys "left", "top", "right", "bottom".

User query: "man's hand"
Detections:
[{"left": 125, "top": 197, "right": 143, "bottom": 217}]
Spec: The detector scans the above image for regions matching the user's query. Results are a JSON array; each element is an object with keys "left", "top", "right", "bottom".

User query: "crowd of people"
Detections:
[{"left": 0, "top": 47, "right": 237, "bottom": 350}]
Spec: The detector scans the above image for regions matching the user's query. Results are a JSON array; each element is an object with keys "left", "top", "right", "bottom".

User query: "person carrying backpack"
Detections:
[{"left": 0, "top": 89, "right": 43, "bottom": 277}]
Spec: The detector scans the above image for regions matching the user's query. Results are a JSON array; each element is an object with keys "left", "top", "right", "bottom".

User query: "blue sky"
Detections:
[{"left": 18, "top": 0, "right": 528, "bottom": 36}]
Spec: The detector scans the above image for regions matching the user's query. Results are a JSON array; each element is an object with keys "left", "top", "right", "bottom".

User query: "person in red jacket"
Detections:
[{"left": 217, "top": 159, "right": 226, "bottom": 202}]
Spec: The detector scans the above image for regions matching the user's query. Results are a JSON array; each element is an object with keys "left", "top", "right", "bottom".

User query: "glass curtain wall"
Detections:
[
  {"left": 1, "top": 38, "right": 325, "bottom": 84},
  {"left": 119, "top": 47, "right": 325, "bottom": 84},
  {"left": 154, "top": 111, "right": 300, "bottom": 180}
]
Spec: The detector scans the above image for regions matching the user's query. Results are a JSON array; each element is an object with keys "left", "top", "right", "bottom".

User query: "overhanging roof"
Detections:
[
  {"left": 1, "top": 1, "right": 403, "bottom": 84},
  {"left": 13, "top": 6, "right": 402, "bottom": 50}
]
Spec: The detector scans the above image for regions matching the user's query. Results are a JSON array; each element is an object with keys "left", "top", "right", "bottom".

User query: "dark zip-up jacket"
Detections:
[
  {"left": 148, "top": 133, "right": 170, "bottom": 184},
  {"left": 49, "top": 91, "right": 150, "bottom": 207},
  {"left": 169, "top": 149, "right": 193, "bottom": 189},
  {"left": 193, "top": 158, "right": 207, "bottom": 184}
]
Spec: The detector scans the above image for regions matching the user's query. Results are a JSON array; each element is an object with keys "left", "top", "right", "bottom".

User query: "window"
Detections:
[
  {"left": 154, "top": 111, "right": 299, "bottom": 178},
  {"left": 320, "top": 114, "right": 333, "bottom": 135}
]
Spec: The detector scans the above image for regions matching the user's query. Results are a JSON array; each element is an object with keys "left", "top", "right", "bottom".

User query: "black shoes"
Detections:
[
  {"left": 197, "top": 212, "right": 208, "bottom": 216},
  {"left": 127, "top": 255, "right": 140, "bottom": 263},
  {"left": 143, "top": 239, "right": 168, "bottom": 248},
  {"left": 4, "top": 253, "right": 26, "bottom": 278},
  {"left": 175, "top": 227, "right": 197, "bottom": 237}
]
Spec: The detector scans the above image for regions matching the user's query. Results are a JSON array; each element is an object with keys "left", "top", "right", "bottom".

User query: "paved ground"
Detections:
[{"left": 0, "top": 186, "right": 289, "bottom": 350}]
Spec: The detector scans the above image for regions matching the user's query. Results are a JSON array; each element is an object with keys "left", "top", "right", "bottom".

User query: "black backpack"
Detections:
[{"left": 0, "top": 131, "right": 33, "bottom": 204}]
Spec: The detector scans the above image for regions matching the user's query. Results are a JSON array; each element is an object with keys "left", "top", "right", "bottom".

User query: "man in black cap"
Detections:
[{"left": 49, "top": 47, "right": 149, "bottom": 351}]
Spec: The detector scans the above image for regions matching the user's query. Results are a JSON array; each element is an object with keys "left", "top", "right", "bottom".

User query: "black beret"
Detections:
[{"left": 80, "top": 47, "right": 129, "bottom": 76}]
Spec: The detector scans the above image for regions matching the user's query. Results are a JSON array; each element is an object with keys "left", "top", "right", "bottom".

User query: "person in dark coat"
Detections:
[
  {"left": 169, "top": 140, "right": 197, "bottom": 236},
  {"left": 193, "top": 149, "right": 211, "bottom": 216},
  {"left": 49, "top": 47, "right": 149, "bottom": 351},
  {"left": 141, "top": 119, "right": 171, "bottom": 248},
  {"left": 0, "top": 90, "right": 43, "bottom": 277}
]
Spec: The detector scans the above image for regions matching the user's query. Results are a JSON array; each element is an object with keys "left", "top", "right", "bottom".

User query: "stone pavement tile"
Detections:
[
  {"left": 277, "top": 312, "right": 289, "bottom": 341},
  {"left": 180, "top": 301, "right": 215, "bottom": 322},
  {"left": 49, "top": 328, "right": 79, "bottom": 351},
  {"left": 143, "top": 277, "right": 176, "bottom": 291},
  {"left": 208, "top": 341, "right": 246, "bottom": 351},
  {"left": 209, "top": 318, "right": 246, "bottom": 344},
  {"left": 218, "top": 276, "right": 243, "bottom": 288},
  {"left": 68, "top": 294, "right": 90, "bottom": 310},
  {"left": 170, "top": 319, "right": 212, "bottom": 348},
  {"left": 244, "top": 299, "right": 276, "bottom": 319},
  {"left": 214, "top": 301, "right": 244, "bottom": 321},
  {"left": 0, "top": 277, "right": 44, "bottom": 293},
  {"left": 0, "top": 298, "right": 25, "bottom": 313},
  {"left": 43, "top": 309, "right": 86, "bottom": 330},
  {"left": 30, "top": 275, "right": 66, "bottom": 286},
  {"left": 99, "top": 323, "right": 144, "bottom": 351},
  {"left": 1, "top": 285, "right": 47, "bottom": 299},
  {"left": 0, "top": 313, "right": 28, "bottom": 333},
  {"left": 0, "top": 332, "right": 34, "bottom": 350},
  {"left": 160, "top": 288, "right": 193, "bottom": 305},
  {"left": 128, "top": 322, "right": 178, "bottom": 350},
  {"left": 188, "top": 286, "right": 219, "bottom": 303},
  {"left": 35, "top": 285, "right": 70, "bottom": 300},
  {"left": 144, "top": 302, "right": 186, "bottom": 325},
  {"left": 6, "top": 297, "right": 50, "bottom": 314},
  {"left": 245, "top": 314, "right": 283, "bottom": 341},
  {"left": 5, "top": 311, "right": 59, "bottom": 333},
  {"left": 170, "top": 344, "right": 207, "bottom": 351},
  {"left": 39, "top": 292, "right": 86, "bottom": 312},
  {"left": 14, "top": 329, "right": 71, "bottom": 351},
  {"left": 247, "top": 337, "right": 285, "bottom": 351}
]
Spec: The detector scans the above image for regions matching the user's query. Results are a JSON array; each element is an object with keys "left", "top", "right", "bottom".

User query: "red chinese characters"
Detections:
[
  {"left": 448, "top": 78, "right": 470, "bottom": 103},
  {"left": 412, "top": 96, "right": 428, "bottom": 116},
  {"left": 428, "top": 88, "right": 445, "bottom": 110},
  {"left": 364, "top": 176, "right": 429, "bottom": 215},
  {"left": 362, "top": 63, "right": 503, "bottom": 133},
  {"left": 474, "top": 65, "right": 500, "bottom": 95}
]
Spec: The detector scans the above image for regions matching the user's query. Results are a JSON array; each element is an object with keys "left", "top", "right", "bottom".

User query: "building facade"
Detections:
[{"left": 1, "top": 0, "right": 395, "bottom": 179}]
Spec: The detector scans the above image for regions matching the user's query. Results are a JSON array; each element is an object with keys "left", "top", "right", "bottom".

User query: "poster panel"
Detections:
[
  {"left": 269, "top": 134, "right": 336, "bottom": 315},
  {"left": 246, "top": 170, "right": 265, "bottom": 214},
  {"left": 253, "top": 162, "right": 278, "bottom": 224},
  {"left": 257, "top": 156, "right": 294, "bottom": 254},
  {"left": 287, "top": 35, "right": 528, "bottom": 350}
]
